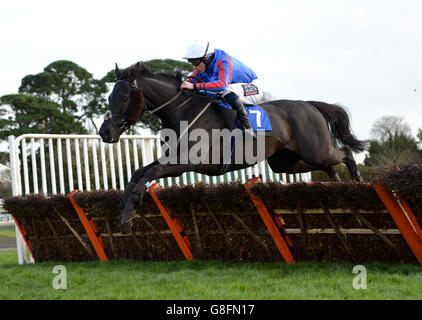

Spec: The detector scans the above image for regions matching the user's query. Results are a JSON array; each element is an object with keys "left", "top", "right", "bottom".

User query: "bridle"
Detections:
[
  {"left": 103, "top": 80, "right": 143, "bottom": 133},
  {"left": 105, "top": 76, "right": 212, "bottom": 133}
]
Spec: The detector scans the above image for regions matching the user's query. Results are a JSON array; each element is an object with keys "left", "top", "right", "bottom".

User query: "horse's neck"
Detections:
[
  {"left": 159, "top": 96, "right": 203, "bottom": 128},
  {"left": 143, "top": 77, "right": 178, "bottom": 104},
  {"left": 140, "top": 76, "right": 219, "bottom": 132}
]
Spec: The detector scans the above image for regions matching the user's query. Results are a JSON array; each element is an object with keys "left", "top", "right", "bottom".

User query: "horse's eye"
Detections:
[{"left": 119, "top": 94, "right": 129, "bottom": 101}]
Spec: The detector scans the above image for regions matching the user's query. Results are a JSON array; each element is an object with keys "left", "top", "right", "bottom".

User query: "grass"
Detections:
[
  {"left": 1, "top": 250, "right": 421, "bottom": 300},
  {"left": 0, "top": 228, "right": 16, "bottom": 238}
]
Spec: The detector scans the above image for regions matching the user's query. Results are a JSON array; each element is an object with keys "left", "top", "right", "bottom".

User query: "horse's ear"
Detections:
[
  {"left": 175, "top": 69, "right": 183, "bottom": 82},
  {"left": 115, "top": 63, "right": 121, "bottom": 80},
  {"left": 132, "top": 62, "right": 141, "bottom": 79}
]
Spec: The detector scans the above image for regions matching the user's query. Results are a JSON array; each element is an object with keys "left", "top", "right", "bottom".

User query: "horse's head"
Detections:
[{"left": 99, "top": 62, "right": 144, "bottom": 143}]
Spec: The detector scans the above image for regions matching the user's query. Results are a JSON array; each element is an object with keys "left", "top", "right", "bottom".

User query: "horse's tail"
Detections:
[{"left": 306, "top": 101, "right": 368, "bottom": 153}]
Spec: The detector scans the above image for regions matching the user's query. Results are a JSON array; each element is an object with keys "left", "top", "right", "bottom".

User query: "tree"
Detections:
[
  {"left": 84, "top": 78, "right": 109, "bottom": 133},
  {"left": 364, "top": 116, "right": 421, "bottom": 168},
  {"left": 143, "top": 59, "right": 193, "bottom": 75},
  {"left": 0, "top": 94, "right": 86, "bottom": 140},
  {"left": 19, "top": 60, "right": 108, "bottom": 134},
  {"left": 20, "top": 60, "right": 93, "bottom": 112},
  {"left": 370, "top": 115, "right": 411, "bottom": 143}
]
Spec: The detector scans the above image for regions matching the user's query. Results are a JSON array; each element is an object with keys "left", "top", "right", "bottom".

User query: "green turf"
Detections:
[
  {"left": 0, "top": 228, "right": 16, "bottom": 238},
  {"left": 1, "top": 250, "right": 421, "bottom": 300}
]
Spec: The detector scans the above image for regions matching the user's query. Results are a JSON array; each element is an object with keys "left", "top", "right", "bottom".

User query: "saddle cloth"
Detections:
[{"left": 218, "top": 100, "right": 273, "bottom": 132}]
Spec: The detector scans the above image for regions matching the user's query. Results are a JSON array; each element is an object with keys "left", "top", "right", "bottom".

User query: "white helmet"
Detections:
[{"left": 182, "top": 40, "right": 214, "bottom": 60}]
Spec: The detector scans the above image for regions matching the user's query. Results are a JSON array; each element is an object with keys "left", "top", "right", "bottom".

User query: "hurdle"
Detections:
[
  {"left": 68, "top": 190, "right": 108, "bottom": 262},
  {"left": 12, "top": 216, "right": 34, "bottom": 259},
  {"left": 244, "top": 177, "right": 296, "bottom": 264},
  {"left": 372, "top": 180, "right": 422, "bottom": 265},
  {"left": 148, "top": 183, "right": 193, "bottom": 260}
]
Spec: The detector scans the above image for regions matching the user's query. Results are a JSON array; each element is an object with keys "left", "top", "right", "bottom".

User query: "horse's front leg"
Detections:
[
  {"left": 120, "top": 162, "right": 194, "bottom": 233},
  {"left": 119, "top": 160, "right": 159, "bottom": 213}
]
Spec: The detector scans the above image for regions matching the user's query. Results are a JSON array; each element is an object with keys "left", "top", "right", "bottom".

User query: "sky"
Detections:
[{"left": 1, "top": 0, "right": 421, "bottom": 145}]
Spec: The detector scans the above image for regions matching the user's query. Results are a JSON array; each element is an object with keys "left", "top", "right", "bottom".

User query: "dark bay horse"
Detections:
[{"left": 99, "top": 62, "right": 366, "bottom": 232}]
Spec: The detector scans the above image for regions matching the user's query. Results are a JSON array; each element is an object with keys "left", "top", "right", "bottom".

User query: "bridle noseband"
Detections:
[{"left": 105, "top": 79, "right": 143, "bottom": 133}]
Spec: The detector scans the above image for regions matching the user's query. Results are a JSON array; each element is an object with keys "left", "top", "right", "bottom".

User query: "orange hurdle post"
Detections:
[
  {"left": 68, "top": 190, "right": 108, "bottom": 262},
  {"left": 12, "top": 217, "right": 34, "bottom": 258},
  {"left": 244, "top": 177, "right": 295, "bottom": 264},
  {"left": 148, "top": 183, "right": 193, "bottom": 260},
  {"left": 372, "top": 181, "right": 422, "bottom": 265}
]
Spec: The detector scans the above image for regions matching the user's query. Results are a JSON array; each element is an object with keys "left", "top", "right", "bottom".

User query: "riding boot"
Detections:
[{"left": 224, "top": 92, "right": 255, "bottom": 136}]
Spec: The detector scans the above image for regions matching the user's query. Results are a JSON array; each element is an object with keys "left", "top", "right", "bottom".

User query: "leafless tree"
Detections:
[{"left": 371, "top": 115, "right": 412, "bottom": 143}]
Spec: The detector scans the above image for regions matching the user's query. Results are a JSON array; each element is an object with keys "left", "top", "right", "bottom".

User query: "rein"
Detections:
[
  {"left": 149, "top": 91, "right": 189, "bottom": 114},
  {"left": 145, "top": 75, "right": 209, "bottom": 114}
]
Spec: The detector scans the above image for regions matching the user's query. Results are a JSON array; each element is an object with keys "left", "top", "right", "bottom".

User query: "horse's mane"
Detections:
[{"left": 122, "top": 62, "right": 183, "bottom": 84}]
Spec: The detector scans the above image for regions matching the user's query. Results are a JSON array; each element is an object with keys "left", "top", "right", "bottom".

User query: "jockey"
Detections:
[{"left": 180, "top": 40, "right": 263, "bottom": 131}]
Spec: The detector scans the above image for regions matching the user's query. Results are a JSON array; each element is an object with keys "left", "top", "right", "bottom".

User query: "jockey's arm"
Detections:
[
  {"left": 180, "top": 56, "right": 232, "bottom": 92},
  {"left": 180, "top": 69, "right": 199, "bottom": 90},
  {"left": 194, "top": 56, "right": 231, "bottom": 92}
]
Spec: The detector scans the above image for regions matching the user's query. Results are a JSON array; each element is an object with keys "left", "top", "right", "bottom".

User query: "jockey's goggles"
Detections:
[{"left": 188, "top": 58, "right": 203, "bottom": 66}]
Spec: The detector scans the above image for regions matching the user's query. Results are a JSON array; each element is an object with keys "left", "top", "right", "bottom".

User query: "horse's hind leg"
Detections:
[
  {"left": 341, "top": 146, "right": 363, "bottom": 182},
  {"left": 293, "top": 161, "right": 341, "bottom": 182},
  {"left": 314, "top": 146, "right": 362, "bottom": 182},
  {"left": 296, "top": 143, "right": 362, "bottom": 182},
  {"left": 324, "top": 166, "right": 341, "bottom": 182},
  {"left": 267, "top": 151, "right": 341, "bottom": 182}
]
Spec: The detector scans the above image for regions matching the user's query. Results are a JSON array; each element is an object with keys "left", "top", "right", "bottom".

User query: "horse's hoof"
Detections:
[
  {"left": 121, "top": 219, "right": 134, "bottom": 234},
  {"left": 120, "top": 201, "right": 137, "bottom": 225}
]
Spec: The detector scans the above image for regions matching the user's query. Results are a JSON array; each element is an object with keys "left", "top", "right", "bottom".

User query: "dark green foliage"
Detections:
[
  {"left": 364, "top": 134, "right": 421, "bottom": 167},
  {"left": 18, "top": 72, "right": 53, "bottom": 99},
  {"left": 364, "top": 116, "right": 422, "bottom": 168},
  {"left": 0, "top": 94, "right": 86, "bottom": 139},
  {"left": 18, "top": 60, "right": 107, "bottom": 134},
  {"left": 20, "top": 60, "right": 94, "bottom": 113},
  {"left": 143, "top": 59, "right": 193, "bottom": 74},
  {"left": 1, "top": 58, "right": 193, "bottom": 138}
]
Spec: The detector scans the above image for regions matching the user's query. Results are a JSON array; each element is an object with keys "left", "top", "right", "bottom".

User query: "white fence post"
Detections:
[{"left": 8, "top": 136, "right": 30, "bottom": 265}]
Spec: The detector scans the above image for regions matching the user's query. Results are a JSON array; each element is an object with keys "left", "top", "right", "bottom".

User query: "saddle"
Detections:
[{"left": 201, "top": 92, "right": 273, "bottom": 132}]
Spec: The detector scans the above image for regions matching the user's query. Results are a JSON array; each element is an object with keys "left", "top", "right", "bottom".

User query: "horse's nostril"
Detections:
[{"left": 100, "top": 127, "right": 111, "bottom": 141}]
